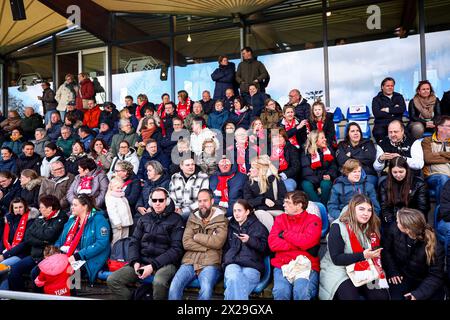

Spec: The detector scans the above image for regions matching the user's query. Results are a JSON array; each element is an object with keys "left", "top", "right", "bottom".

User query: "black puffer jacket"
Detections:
[
  {"left": 16, "top": 153, "right": 42, "bottom": 175},
  {"left": 300, "top": 148, "right": 338, "bottom": 187},
  {"left": 222, "top": 215, "right": 269, "bottom": 274},
  {"left": 243, "top": 174, "right": 286, "bottom": 211},
  {"left": 24, "top": 210, "right": 68, "bottom": 262},
  {"left": 0, "top": 178, "right": 22, "bottom": 217},
  {"left": 135, "top": 171, "right": 171, "bottom": 210},
  {"left": 381, "top": 223, "right": 445, "bottom": 300},
  {"left": 379, "top": 176, "right": 430, "bottom": 224},
  {"left": 308, "top": 113, "right": 336, "bottom": 148},
  {"left": 128, "top": 201, "right": 184, "bottom": 271},
  {"left": 336, "top": 139, "right": 377, "bottom": 176},
  {"left": 123, "top": 173, "right": 142, "bottom": 211}
]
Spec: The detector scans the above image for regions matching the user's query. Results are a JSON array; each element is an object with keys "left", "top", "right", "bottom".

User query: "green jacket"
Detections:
[
  {"left": 56, "top": 136, "right": 76, "bottom": 158},
  {"left": 110, "top": 129, "right": 140, "bottom": 156}
]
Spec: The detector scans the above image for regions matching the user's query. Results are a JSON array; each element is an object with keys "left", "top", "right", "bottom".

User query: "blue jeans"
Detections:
[
  {"left": 283, "top": 179, "right": 297, "bottom": 192},
  {"left": 168, "top": 264, "right": 221, "bottom": 300},
  {"left": 273, "top": 268, "right": 319, "bottom": 300},
  {"left": 437, "top": 220, "right": 450, "bottom": 280},
  {"left": 0, "top": 256, "right": 22, "bottom": 290},
  {"left": 7, "top": 255, "right": 38, "bottom": 291},
  {"left": 224, "top": 264, "right": 260, "bottom": 300},
  {"left": 426, "top": 174, "right": 450, "bottom": 204}
]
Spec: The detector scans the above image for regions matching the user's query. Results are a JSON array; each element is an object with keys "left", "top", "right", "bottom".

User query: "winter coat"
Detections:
[
  {"left": 110, "top": 129, "right": 140, "bottom": 156},
  {"left": 16, "top": 153, "right": 42, "bottom": 175},
  {"left": 99, "top": 109, "right": 120, "bottom": 130},
  {"left": 308, "top": 113, "right": 336, "bottom": 147},
  {"left": 135, "top": 170, "right": 171, "bottom": 210},
  {"left": 300, "top": 149, "right": 338, "bottom": 187},
  {"left": 0, "top": 116, "right": 22, "bottom": 133},
  {"left": 268, "top": 141, "right": 301, "bottom": 180},
  {"left": 75, "top": 78, "right": 95, "bottom": 111},
  {"left": 35, "top": 254, "right": 71, "bottom": 296},
  {"left": 211, "top": 62, "right": 237, "bottom": 100},
  {"left": 209, "top": 166, "right": 248, "bottom": 217},
  {"left": 182, "top": 207, "right": 228, "bottom": 271},
  {"left": 79, "top": 134, "right": 94, "bottom": 153},
  {"left": 379, "top": 176, "right": 430, "bottom": 224},
  {"left": 83, "top": 105, "right": 101, "bottom": 129},
  {"left": 41, "top": 87, "right": 57, "bottom": 113},
  {"left": 122, "top": 173, "right": 142, "bottom": 210},
  {"left": 67, "top": 167, "right": 109, "bottom": 208},
  {"left": 55, "top": 208, "right": 110, "bottom": 284},
  {"left": 0, "top": 178, "right": 21, "bottom": 217},
  {"left": 20, "top": 177, "right": 44, "bottom": 209},
  {"left": 40, "top": 154, "right": 64, "bottom": 178},
  {"left": 96, "top": 129, "right": 114, "bottom": 146},
  {"left": 381, "top": 223, "right": 445, "bottom": 300},
  {"left": 243, "top": 174, "right": 286, "bottom": 211},
  {"left": 371, "top": 91, "right": 406, "bottom": 127},
  {"left": 56, "top": 136, "right": 75, "bottom": 158},
  {"left": 184, "top": 112, "right": 208, "bottom": 132},
  {"left": 2, "top": 138, "right": 24, "bottom": 156},
  {"left": 0, "top": 157, "right": 17, "bottom": 173},
  {"left": 439, "top": 180, "right": 450, "bottom": 222},
  {"left": 408, "top": 98, "right": 441, "bottom": 126},
  {"left": 105, "top": 192, "right": 133, "bottom": 228},
  {"left": 327, "top": 176, "right": 381, "bottom": 221},
  {"left": 278, "top": 117, "right": 307, "bottom": 148},
  {"left": 88, "top": 151, "right": 113, "bottom": 173},
  {"left": 169, "top": 169, "right": 210, "bottom": 217},
  {"left": 336, "top": 139, "right": 377, "bottom": 176},
  {"left": 222, "top": 214, "right": 268, "bottom": 274},
  {"left": 39, "top": 174, "right": 75, "bottom": 211},
  {"left": 31, "top": 136, "right": 50, "bottom": 158},
  {"left": 128, "top": 201, "right": 185, "bottom": 271},
  {"left": 21, "top": 113, "right": 43, "bottom": 139},
  {"left": 260, "top": 109, "right": 282, "bottom": 129},
  {"left": 268, "top": 211, "right": 322, "bottom": 271},
  {"left": 245, "top": 92, "right": 266, "bottom": 119},
  {"left": 228, "top": 107, "right": 252, "bottom": 129},
  {"left": 421, "top": 134, "right": 450, "bottom": 178},
  {"left": 108, "top": 148, "right": 140, "bottom": 180},
  {"left": 236, "top": 57, "right": 269, "bottom": 93},
  {"left": 25, "top": 210, "right": 68, "bottom": 262},
  {"left": 137, "top": 150, "right": 171, "bottom": 181},
  {"left": 441, "top": 91, "right": 450, "bottom": 115},
  {"left": 294, "top": 98, "right": 311, "bottom": 121},
  {"left": 197, "top": 152, "right": 218, "bottom": 176},
  {"left": 55, "top": 81, "right": 76, "bottom": 112},
  {"left": 64, "top": 153, "right": 88, "bottom": 176},
  {"left": 0, "top": 209, "right": 39, "bottom": 259},
  {"left": 47, "top": 121, "right": 63, "bottom": 142},
  {"left": 207, "top": 109, "right": 230, "bottom": 131},
  {"left": 200, "top": 99, "right": 216, "bottom": 115}
]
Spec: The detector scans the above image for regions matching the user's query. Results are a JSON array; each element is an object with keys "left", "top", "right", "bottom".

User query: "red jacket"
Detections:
[
  {"left": 83, "top": 105, "right": 101, "bottom": 128},
  {"left": 268, "top": 211, "right": 322, "bottom": 272},
  {"left": 35, "top": 254, "right": 72, "bottom": 296},
  {"left": 76, "top": 79, "right": 95, "bottom": 111}
]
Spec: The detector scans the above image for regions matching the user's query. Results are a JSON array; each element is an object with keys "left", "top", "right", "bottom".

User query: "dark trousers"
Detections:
[
  {"left": 8, "top": 255, "right": 38, "bottom": 291},
  {"left": 372, "top": 124, "right": 388, "bottom": 144},
  {"left": 333, "top": 279, "right": 390, "bottom": 300},
  {"left": 389, "top": 277, "right": 445, "bottom": 300}
]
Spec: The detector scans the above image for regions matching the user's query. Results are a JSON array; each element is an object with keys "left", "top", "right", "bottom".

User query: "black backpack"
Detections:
[{"left": 107, "top": 237, "right": 132, "bottom": 272}]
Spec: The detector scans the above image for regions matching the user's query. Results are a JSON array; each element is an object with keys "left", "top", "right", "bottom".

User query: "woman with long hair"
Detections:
[
  {"left": 228, "top": 96, "right": 251, "bottom": 130},
  {"left": 319, "top": 194, "right": 389, "bottom": 300},
  {"left": 307, "top": 101, "right": 336, "bottom": 148},
  {"left": 243, "top": 155, "right": 287, "bottom": 231},
  {"left": 260, "top": 98, "right": 282, "bottom": 129},
  {"left": 382, "top": 208, "right": 445, "bottom": 300},
  {"left": 19, "top": 169, "right": 43, "bottom": 209},
  {"left": 88, "top": 138, "right": 113, "bottom": 172},
  {"left": 278, "top": 105, "right": 307, "bottom": 149},
  {"left": 379, "top": 157, "right": 429, "bottom": 227},
  {"left": 176, "top": 90, "right": 192, "bottom": 121},
  {"left": 65, "top": 141, "right": 88, "bottom": 175}
]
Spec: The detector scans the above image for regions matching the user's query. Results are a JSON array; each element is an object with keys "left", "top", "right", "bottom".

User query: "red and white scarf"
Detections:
[
  {"left": 214, "top": 174, "right": 235, "bottom": 208},
  {"left": 177, "top": 98, "right": 191, "bottom": 121},
  {"left": 3, "top": 212, "right": 29, "bottom": 251},
  {"left": 310, "top": 147, "right": 333, "bottom": 170},
  {"left": 306, "top": 120, "right": 324, "bottom": 135},
  {"left": 283, "top": 118, "right": 300, "bottom": 148},
  {"left": 236, "top": 143, "right": 248, "bottom": 174},
  {"left": 135, "top": 100, "right": 147, "bottom": 120},
  {"left": 346, "top": 224, "right": 388, "bottom": 288},
  {"left": 271, "top": 145, "right": 288, "bottom": 172},
  {"left": 77, "top": 176, "right": 94, "bottom": 194},
  {"left": 63, "top": 212, "right": 90, "bottom": 257}
]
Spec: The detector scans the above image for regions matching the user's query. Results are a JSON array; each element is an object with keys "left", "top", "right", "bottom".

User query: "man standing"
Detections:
[
  {"left": 236, "top": 47, "right": 269, "bottom": 96},
  {"left": 38, "top": 82, "right": 58, "bottom": 125},
  {"left": 107, "top": 187, "right": 184, "bottom": 300},
  {"left": 168, "top": 189, "right": 228, "bottom": 300},
  {"left": 287, "top": 89, "right": 311, "bottom": 121}
]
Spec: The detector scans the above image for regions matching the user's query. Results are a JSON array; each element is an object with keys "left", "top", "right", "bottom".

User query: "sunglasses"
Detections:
[{"left": 151, "top": 198, "right": 165, "bottom": 203}]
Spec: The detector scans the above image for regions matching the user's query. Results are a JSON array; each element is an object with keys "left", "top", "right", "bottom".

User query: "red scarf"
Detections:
[
  {"left": 78, "top": 176, "right": 94, "bottom": 194},
  {"left": 283, "top": 118, "right": 300, "bottom": 148},
  {"left": 216, "top": 174, "right": 235, "bottom": 207},
  {"left": 135, "top": 101, "right": 146, "bottom": 120},
  {"left": 157, "top": 103, "right": 166, "bottom": 118},
  {"left": 45, "top": 210, "right": 58, "bottom": 221},
  {"left": 122, "top": 180, "right": 132, "bottom": 190},
  {"left": 271, "top": 145, "right": 288, "bottom": 172},
  {"left": 177, "top": 98, "right": 191, "bottom": 121},
  {"left": 236, "top": 142, "right": 248, "bottom": 174},
  {"left": 3, "top": 212, "right": 29, "bottom": 251},
  {"left": 63, "top": 212, "right": 90, "bottom": 257},
  {"left": 310, "top": 147, "right": 333, "bottom": 169},
  {"left": 346, "top": 224, "right": 387, "bottom": 285}
]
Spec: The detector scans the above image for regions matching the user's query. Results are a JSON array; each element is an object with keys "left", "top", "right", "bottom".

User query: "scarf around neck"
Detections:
[
  {"left": 413, "top": 94, "right": 436, "bottom": 120},
  {"left": 310, "top": 147, "right": 333, "bottom": 169},
  {"left": 3, "top": 212, "right": 29, "bottom": 251}
]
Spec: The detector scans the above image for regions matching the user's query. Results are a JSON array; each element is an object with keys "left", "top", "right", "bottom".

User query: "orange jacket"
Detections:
[{"left": 83, "top": 105, "right": 101, "bottom": 129}]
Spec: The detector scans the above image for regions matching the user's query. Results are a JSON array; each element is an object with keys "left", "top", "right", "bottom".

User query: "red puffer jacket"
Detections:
[{"left": 268, "top": 211, "right": 322, "bottom": 272}]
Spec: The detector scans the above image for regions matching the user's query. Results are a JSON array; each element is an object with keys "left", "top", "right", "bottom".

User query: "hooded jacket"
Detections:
[
  {"left": 83, "top": 105, "right": 102, "bottom": 129},
  {"left": 55, "top": 81, "right": 76, "bottom": 112},
  {"left": 75, "top": 78, "right": 95, "bottom": 111},
  {"left": 207, "top": 108, "right": 230, "bottom": 131},
  {"left": 336, "top": 139, "right": 377, "bottom": 176},
  {"left": 40, "top": 152, "right": 64, "bottom": 178},
  {"left": 110, "top": 129, "right": 140, "bottom": 156},
  {"left": 31, "top": 136, "right": 50, "bottom": 158},
  {"left": 67, "top": 167, "right": 109, "bottom": 208},
  {"left": 20, "top": 177, "right": 44, "bottom": 209},
  {"left": 182, "top": 207, "right": 228, "bottom": 271}
]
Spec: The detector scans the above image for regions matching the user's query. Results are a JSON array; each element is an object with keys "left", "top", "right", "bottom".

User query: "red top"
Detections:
[{"left": 83, "top": 104, "right": 101, "bottom": 128}]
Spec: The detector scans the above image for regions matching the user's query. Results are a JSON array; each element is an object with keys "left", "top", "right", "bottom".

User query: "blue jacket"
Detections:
[
  {"left": 55, "top": 209, "right": 111, "bottom": 284},
  {"left": 228, "top": 107, "right": 252, "bottom": 130},
  {"left": 47, "top": 121, "right": 63, "bottom": 142},
  {"left": 96, "top": 129, "right": 114, "bottom": 146},
  {"left": 2, "top": 139, "right": 24, "bottom": 156},
  {"left": 211, "top": 62, "right": 237, "bottom": 100},
  {"left": 0, "top": 157, "right": 17, "bottom": 174},
  {"left": 123, "top": 173, "right": 142, "bottom": 210},
  {"left": 244, "top": 92, "right": 266, "bottom": 119},
  {"left": 135, "top": 170, "right": 171, "bottom": 210},
  {"left": 80, "top": 134, "right": 94, "bottom": 152},
  {"left": 209, "top": 165, "right": 248, "bottom": 217},
  {"left": 137, "top": 150, "right": 171, "bottom": 181},
  {"left": 327, "top": 175, "right": 381, "bottom": 220},
  {"left": 207, "top": 109, "right": 230, "bottom": 131}
]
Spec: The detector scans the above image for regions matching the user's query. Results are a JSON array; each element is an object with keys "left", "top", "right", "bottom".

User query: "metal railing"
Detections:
[{"left": 0, "top": 290, "right": 98, "bottom": 300}]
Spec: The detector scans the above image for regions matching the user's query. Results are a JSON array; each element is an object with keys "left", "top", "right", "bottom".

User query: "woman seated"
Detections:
[
  {"left": 65, "top": 141, "right": 88, "bottom": 176},
  {"left": 40, "top": 142, "right": 65, "bottom": 178},
  {"left": 228, "top": 96, "right": 251, "bottom": 130},
  {"left": 2, "top": 128, "right": 25, "bottom": 156},
  {"left": 0, "top": 171, "right": 22, "bottom": 217},
  {"left": 379, "top": 157, "right": 429, "bottom": 228},
  {"left": 243, "top": 155, "right": 286, "bottom": 232},
  {"left": 260, "top": 99, "right": 282, "bottom": 129},
  {"left": 327, "top": 159, "right": 380, "bottom": 222},
  {"left": 0, "top": 146, "right": 17, "bottom": 173},
  {"left": 108, "top": 140, "right": 139, "bottom": 179},
  {"left": 278, "top": 105, "right": 307, "bottom": 149},
  {"left": 207, "top": 100, "right": 229, "bottom": 132},
  {"left": 336, "top": 122, "right": 377, "bottom": 187},
  {"left": 382, "top": 208, "right": 445, "bottom": 300},
  {"left": 223, "top": 200, "right": 268, "bottom": 300},
  {"left": 197, "top": 139, "right": 219, "bottom": 176},
  {"left": 55, "top": 194, "right": 111, "bottom": 285},
  {"left": 300, "top": 130, "right": 338, "bottom": 205},
  {"left": 408, "top": 80, "right": 441, "bottom": 139},
  {"left": 269, "top": 191, "right": 322, "bottom": 300},
  {"left": 88, "top": 138, "right": 113, "bottom": 173},
  {"left": 7, "top": 195, "right": 67, "bottom": 291},
  {"left": 136, "top": 116, "right": 163, "bottom": 151},
  {"left": 19, "top": 169, "right": 43, "bottom": 210},
  {"left": 307, "top": 101, "right": 336, "bottom": 149},
  {"left": 319, "top": 194, "right": 389, "bottom": 300},
  {"left": 46, "top": 112, "right": 64, "bottom": 143}
]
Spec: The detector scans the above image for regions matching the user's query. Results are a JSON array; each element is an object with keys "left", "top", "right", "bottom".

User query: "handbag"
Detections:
[{"left": 345, "top": 258, "right": 379, "bottom": 287}]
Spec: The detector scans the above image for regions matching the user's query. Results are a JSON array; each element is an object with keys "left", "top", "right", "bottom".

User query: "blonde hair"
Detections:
[
  {"left": 340, "top": 194, "right": 381, "bottom": 239},
  {"left": 202, "top": 138, "right": 217, "bottom": 152},
  {"left": 108, "top": 177, "right": 124, "bottom": 191},
  {"left": 342, "top": 159, "right": 362, "bottom": 176},
  {"left": 396, "top": 208, "right": 436, "bottom": 265},
  {"left": 305, "top": 130, "right": 324, "bottom": 155},
  {"left": 249, "top": 155, "right": 279, "bottom": 194}
]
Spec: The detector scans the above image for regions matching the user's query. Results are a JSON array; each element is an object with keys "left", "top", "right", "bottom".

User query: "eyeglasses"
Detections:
[
  {"left": 114, "top": 169, "right": 126, "bottom": 172},
  {"left": 51, "top": 167, "right": 65, "bottom": 171},
  {"left": 151, "top": 198, "right": 165, "bottom": 203}
]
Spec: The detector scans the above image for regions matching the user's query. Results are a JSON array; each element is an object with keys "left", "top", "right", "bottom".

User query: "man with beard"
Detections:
[{"left": 168, "top": 189, "right": 228, "bottom": 300}]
